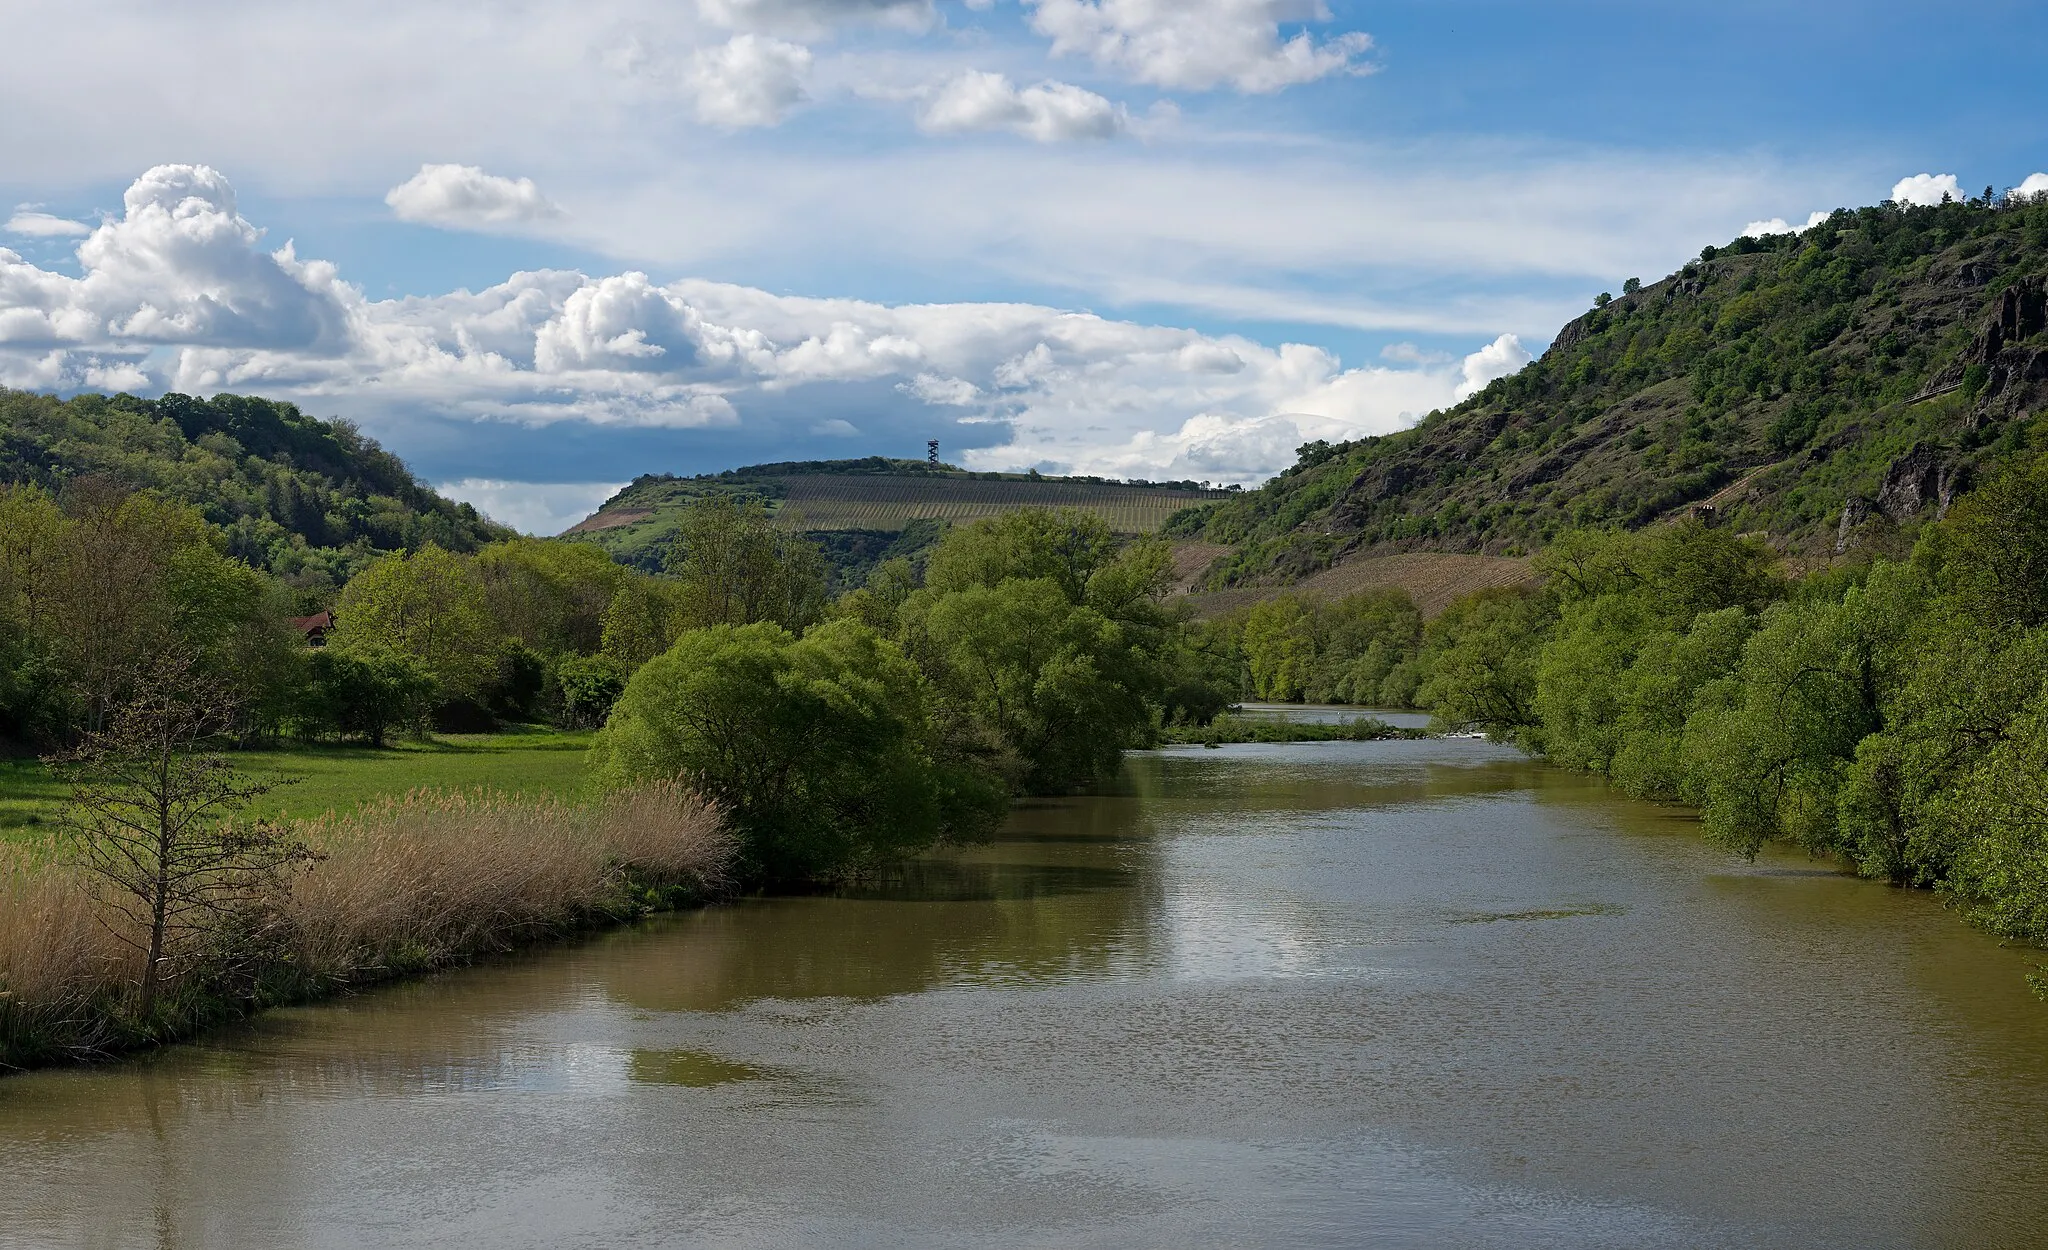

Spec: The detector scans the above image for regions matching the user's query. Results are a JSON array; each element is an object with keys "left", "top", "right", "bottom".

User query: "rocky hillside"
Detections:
[{"left": 1177, "top": 192, "right": 2048, "bottom": 590}]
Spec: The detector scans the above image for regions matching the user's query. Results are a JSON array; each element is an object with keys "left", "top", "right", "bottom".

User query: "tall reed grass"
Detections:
[{"left": 1, "top": 782, "right": 730, "bottom": 1071}]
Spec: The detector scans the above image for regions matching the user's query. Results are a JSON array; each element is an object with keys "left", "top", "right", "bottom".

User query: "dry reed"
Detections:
[
  {"left": 287, "top": 781, "right": 730, "bottom": 981},
  {"left": 1, "top": 782, "right": 730, "bottom": 1069},
  {"left": 0, "top": 843, "right": 138, "bottom": 1064}
]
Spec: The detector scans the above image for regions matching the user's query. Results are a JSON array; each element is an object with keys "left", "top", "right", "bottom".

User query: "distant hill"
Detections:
[
  {"left": 1175, "top": 192, "right": 2048, "bottom": 598},
  {"left": 0, "top": 389, "right": 510, "bottom": 606},
  {"left": 570, "top": 459, "right": 1233, "bottom": 578}
]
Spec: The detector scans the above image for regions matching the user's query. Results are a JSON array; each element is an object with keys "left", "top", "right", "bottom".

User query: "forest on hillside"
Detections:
[{"left": 0, "top": 390, "right": 507, "bottom": 608}]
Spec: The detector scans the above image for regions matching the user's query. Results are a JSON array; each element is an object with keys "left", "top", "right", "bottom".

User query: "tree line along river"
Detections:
[{"left": 4, "top": 730, "right": 2047, "bottom": 1249}]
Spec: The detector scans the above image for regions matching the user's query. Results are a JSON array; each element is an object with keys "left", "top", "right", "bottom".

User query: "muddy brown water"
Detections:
[{"left": 5, "top": 739, "right": 2048, "bottom": 1248}]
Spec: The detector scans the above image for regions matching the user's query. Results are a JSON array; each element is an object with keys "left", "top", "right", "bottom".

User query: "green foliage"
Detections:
[
  {"left": 911, "top": 578, "right": 1151, "bottom": 794},
  {"left": 665, "top": 494, "right": 829, "bottom": 631},
  {"left": 591, "top": 619, "right": 1002, "bottom": 884},
  {"left": 555, "top": 654, "right": 628, "bottom": 729},
  {"left": 0, "top": 389, "right": 507, "bottom": 605},
  {"left": 0, "top": 483, "right": 291, "bottom": 742},
  {"left": 331, "top": 544, "right": 499, "bottom": 701},
  {"left": 1409, "top": 447, "right": 2048, "bottom": 981},
  {"left": 291, "top": 648, "right": 436, "bottom": 746},
  {"left": 1181, "top": 192, "right": 2048, "bottom": 583},
  {"left": 1234, "top": 588, "right": 1424, "bottom": 705}
]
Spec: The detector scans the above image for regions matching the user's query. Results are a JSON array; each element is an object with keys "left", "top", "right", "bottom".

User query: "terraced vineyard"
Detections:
[
  {"left": 568, "top": 462, "right": 1232, "bottom": 576},
  {"left": 775, "top": 475, "right": 1225, "bottom": 533}
]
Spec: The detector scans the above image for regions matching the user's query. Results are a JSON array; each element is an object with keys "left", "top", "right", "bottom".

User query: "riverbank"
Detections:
[{"left": 0, "top": 780, "right": 731, "bottom": 1073}]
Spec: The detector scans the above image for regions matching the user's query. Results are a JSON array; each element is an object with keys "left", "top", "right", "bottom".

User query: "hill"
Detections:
[
  {"left": 570, "top": 459, "right": 1232, "bottom": 578},
  {"left": 0, "top": 389, "right": 510, "bottom": 607},
  {"left": 1174, "top": 191, "right": 2048, "bottom": 597}
]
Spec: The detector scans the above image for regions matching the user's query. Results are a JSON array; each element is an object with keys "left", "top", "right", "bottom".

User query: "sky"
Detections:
[{"left": 2, "top": 1, "right": 2045, "bottom": 535}]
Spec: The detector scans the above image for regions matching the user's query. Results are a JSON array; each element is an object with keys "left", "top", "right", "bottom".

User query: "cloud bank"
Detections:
[{"left": 0, "top": 166, "right": 1528, "bottom": 485}]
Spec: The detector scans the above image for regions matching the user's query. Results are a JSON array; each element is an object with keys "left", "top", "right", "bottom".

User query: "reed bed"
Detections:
[{"left": 1, "top": 783, "right": 731, "bottom": 1071}]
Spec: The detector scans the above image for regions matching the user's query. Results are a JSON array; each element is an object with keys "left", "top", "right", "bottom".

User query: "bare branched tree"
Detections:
[{"left": 49, "top": 653, "right": 309, "bottom": 1014}]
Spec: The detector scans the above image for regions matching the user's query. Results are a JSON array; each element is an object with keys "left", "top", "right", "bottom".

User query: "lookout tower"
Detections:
[{"left": 927, "top": 439, "right": 940, "bottom": 468}]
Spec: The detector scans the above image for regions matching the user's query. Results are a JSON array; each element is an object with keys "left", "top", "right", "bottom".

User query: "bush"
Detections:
[{"left": 591, "top": 619, "right": 1003, "bottom": 884}]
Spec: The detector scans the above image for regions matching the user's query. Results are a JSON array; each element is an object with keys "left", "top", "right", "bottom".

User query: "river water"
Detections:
[{"left": 5, "top": 738, "right": 2048, "bottom": 1248}]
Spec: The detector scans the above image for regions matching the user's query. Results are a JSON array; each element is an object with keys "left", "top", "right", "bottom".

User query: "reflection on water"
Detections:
[
  {"left": 3, "top": 739, "right": 2048, "bottom": 1249},
  {"left": 1232, "top": 702, "right": 1435, "bottom": 729}
]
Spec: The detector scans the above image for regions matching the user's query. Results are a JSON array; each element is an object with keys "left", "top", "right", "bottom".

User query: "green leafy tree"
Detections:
[
  {"left": 591, "top": 619, "right": 1002, "bottom": 884},
  {"left": 666, "top": 495, "right": 828, "bottom": 631},
  {"left": 910, "top": 578, "right": 1153, "bottom": 794},
  {"left": 331, "top": 544, "right": 498, "bottom": 701},
  {"left": 293, "top": 647, "right": 436, "bottom": 746}
]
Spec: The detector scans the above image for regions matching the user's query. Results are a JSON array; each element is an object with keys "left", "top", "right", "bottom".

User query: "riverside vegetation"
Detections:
[{"left": 8, "top": 187, "right": 2048, "bottom": 1066}]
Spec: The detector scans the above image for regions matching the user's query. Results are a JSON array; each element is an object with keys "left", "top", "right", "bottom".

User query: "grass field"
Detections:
[{"left": 1, "top": 728, "right": 596, "bottom": 840}]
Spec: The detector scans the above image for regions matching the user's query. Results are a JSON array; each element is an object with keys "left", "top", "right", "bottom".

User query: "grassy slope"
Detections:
[
  {"left": 1, "top": 729, "right": 595, "bottom": 839},
  {"left": 1179, "top": 196, "right": 2048, "bottom": 590}
]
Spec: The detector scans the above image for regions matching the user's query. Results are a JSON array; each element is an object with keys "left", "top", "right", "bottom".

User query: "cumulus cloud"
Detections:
[
  {"left": 5, "top": 207, "right": 91, "bottom": 238},
  {"left": 687, "top": 34, "right": 812, "bottom": 127},
  {"left": 1453, "top": 333, "right": 1531, "bottom": 401},
  {"left": 2015, "top": 173, "right": 2048, "bottom": 200},
  {"left": 1891, "top": 173, "right": 1965, "bottom": 207},
  {"left": 0, "top": 163, "right": 350, "bottom": 354},
  {"left": 918, "top": 72, "right": 1126, "bottom": 142},
  {"left": 3, "top": 166, "right": 1546, "bottom": 485},
  {"left": 385, "top": 165, "right": 566, "bottom": 231},
  {"left": 1026, "top": 0, "right": 1373, "bottom": 93},
  {"left": 1742, "top": 209, "right": 1832, "bottom": 238},
  {"left": 437, "top": 479, "right": 627, "bottom": 536}
]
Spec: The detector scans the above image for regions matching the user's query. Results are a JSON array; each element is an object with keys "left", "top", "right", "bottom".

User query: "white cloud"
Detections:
[
  {"left": 0, "top": 166, "right": 1572, "bottom": 485},
  {"left": 5, "top": 208, "right": 91, "bottom": 238},
  {"left": 695, "top": 0, "right": 935, "bottom": 38},
  {"left": 437, "top": 479, "right": 626, "bottom": 536},
  {"left": 385, "top": 164, "right": 566, "bottom": 231},
  {"left": 687, "top": 34, "right": 812, "bottom": 127},
  {"left": 1741, "top": 209, "right": 1832, "bottom": 238},
  {"left": 1890, "top": 173, "right": 1965, "bottom": 207},
  {"left": 1453, "top": 333, "right": 1531, "bottom": 401},
  {"left": 1025, "top": 0, "right": 1373, "bottom": 93},
  {"left": 2015, "top": 173, "right": 2048, "bottom": 200},
  {"left": 0, "top": 163, "right": 350, "bottom": 353},
  {"left": 918, "top": 71, "right": 1126, "bottom": 142}
]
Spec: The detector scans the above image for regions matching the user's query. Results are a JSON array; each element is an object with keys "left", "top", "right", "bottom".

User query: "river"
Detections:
[{"left": 4, "top": 737, "right": 2047, "bottom": 1248}]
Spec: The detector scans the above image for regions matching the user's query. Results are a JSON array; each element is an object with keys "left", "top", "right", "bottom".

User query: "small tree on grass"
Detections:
[{"left": 50, "top": 655, "right": 310, "bottom": 1015}]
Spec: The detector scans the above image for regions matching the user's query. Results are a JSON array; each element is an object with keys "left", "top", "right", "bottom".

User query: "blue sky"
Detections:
[{"left": 2, "top": 0, "right": 2044, "bottom": 532}]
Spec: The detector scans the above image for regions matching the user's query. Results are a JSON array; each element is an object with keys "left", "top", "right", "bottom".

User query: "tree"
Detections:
[
  {"left": 474, "top": 538, "right": 629, "bottom": 655},
  {"left": 925, "top": 508, "right": 1119, "bottom": 605},
  {"left": 51, "top": 656, "right": 309, "bottom": 1013},
  {"left": 295, "top": 647, "right": 436, "bottom": 746},
  {"left": 912, "top": 578, "right": 1151, "bottom": 793},
  {"left": 331, "top": 544, "right": 498, "bottom": 700},
  {"left": 591, "top": 619, "right": 1002, "bottom": 884},
  {"left": 666, "top": 495, "right": 828, "bottom": 631}
]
